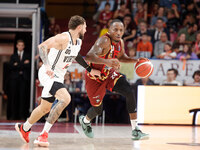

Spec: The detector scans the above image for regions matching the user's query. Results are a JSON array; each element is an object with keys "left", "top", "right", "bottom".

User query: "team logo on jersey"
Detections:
[
  {"left": 63, "top": 56, "right": 76, "bottom": 63},
  {"left": 65, "top": 48, "right": 71, "bottom": 55},
  {"left": 96, "top": 99, "right": 100, "bottom": 103}
]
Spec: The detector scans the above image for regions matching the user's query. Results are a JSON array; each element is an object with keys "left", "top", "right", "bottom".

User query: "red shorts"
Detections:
[{"left": 85, "top": 68, "right": 122, "bottom": 107}]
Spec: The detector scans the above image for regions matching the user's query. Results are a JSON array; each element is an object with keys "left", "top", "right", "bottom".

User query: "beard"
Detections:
[{"left": 79, "top": 32, "right": 84, "bottom": 40}]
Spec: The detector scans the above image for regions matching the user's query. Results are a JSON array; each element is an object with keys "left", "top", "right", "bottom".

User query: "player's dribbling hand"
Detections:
[
  {"left": 106, "top": 58, "right": 120, "bottom": 70},
  {"left": 45, "top": 65, "right": 54, "bottom": 78},
  {"left": 90, "top": 69, "right": 101, "bottom": 79}
]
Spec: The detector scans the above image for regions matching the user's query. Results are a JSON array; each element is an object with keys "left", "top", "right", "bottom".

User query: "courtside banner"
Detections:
[
  {"left": 137, "top": 85, "right": 200, "bottom": 125},
  {"left": 69, "top": 60, "right": 200, "bottom": 83}
]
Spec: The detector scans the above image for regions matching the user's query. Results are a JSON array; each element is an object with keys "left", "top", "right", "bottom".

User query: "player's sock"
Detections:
[
  {"left": 83, "top": 116, "right": 90, "bottom": 124},
  {"left": 40, "top": 122, "right": 53, "bottom": 135},
  {"left": 131, "top": 119, "right": 138, "bottom": 130},
  {"left": 23, "top": 120, "right": 32, "bottom": 132}
]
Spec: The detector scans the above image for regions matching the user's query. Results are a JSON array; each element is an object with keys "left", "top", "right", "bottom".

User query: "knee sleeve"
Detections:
[
  {"left": 113, "top": 77, "right": 137, "bottom": 113},
  {"left": 87, "top": 103, "right": 103, "bottom": 120}
]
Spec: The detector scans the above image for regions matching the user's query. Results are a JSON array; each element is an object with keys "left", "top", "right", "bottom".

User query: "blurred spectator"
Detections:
[
  {"left": 194, "top": 31, "right": 200, "bottom": 58},
  {"left": 176, "top": 43, "right": 198, "bottom": 60},
  {"left": 149, "top": 3, "right": 159, "bottom": 23},
  {"left": 122, "top": 14, "right": 136, "bottom": 42},
  {"left": 150, "top": 18, "right": 170, "bottom": 45},
  {"left": 160, "top": 0, "right": 181, "bottom": 11},
  {"left": 99, "top": 19, "right": 112, "bottom": 37},
  {"left": 150, "top": 7, "right": 167, "bottom": 27},
  {"left": 154, "top": 32, "right": 171, "bottom": 58},
  {"left": 135, "top": 20, "right": 151, "bottom": 43},
  {"left": 158, "top": 43, "right": 177, "bottom": 59},
  {"left": 113, "top": 1, "right": 130, "bottom": 21},
  {"left": 134, "top": 2, "right": 147, "bottom": 25},
  {"left": 95, "top": 2, "right": 113, "bottom": 35},
  {"left": 93, "top": 0, "right": 114, "bottom": 23},
  {"left": 136, "top": 33, "right": 153, "bottom": 58},
  {"left": 48, "top": 17, "right": 61, "bottom": 37},
  {"left": 185, "top": 70, "right": 200, "bottom": 86},
  {"left": 7, "top": 39, "right": 31, "bottom": 120},
  {"left": 166, "top": 9, "right": 180, "bottom": 33},
  {"left": 177, "top": 23, "right": 197, "bottom": 43},
  {"left": 128, "top": 47, "right": 136, "bottom": 58},
  {"left": 181, "top": 2, "right": 197, "bottom": 26},
  {"left": 160, "top": 68, "right": 182, "bottom": 86},
  {"left": 172, "top": 33, "right": 186, "bottom": 53}
]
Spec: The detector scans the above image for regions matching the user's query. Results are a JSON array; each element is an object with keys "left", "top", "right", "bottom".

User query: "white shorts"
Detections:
[{"left": 38, "top": 65, "right": 64, "bottom": 98}]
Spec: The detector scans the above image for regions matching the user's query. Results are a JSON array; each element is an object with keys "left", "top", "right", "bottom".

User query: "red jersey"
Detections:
[{"left": 87, "top": 34, "right": 122, "bottom": 82}]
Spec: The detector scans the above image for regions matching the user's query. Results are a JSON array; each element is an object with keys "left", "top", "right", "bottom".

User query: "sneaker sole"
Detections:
[
  {"left": 34, "top": 140, "right": 49, "bottom": 147},
  {"left": 15, "top": 123, "right": 27, "bottom": 143},
  {"left": 132, "top": 135, "right": 150, "bottom": 140}
]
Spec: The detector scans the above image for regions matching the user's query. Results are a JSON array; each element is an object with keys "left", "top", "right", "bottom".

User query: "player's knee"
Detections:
[
  {"left": 62, "top": 95, "right": 71, "bottom": 106},
  {"left": 42, "top": 107, "right": 51, "bottom": 114}
]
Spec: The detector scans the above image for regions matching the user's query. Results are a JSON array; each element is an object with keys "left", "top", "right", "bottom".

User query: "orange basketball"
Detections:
[{"left": 135, "top": 58, "right": 154, "bottom": 78}]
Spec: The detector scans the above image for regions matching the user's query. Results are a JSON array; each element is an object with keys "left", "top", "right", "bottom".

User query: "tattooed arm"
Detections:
[{"left": 38, "top": 34, "right": 69, "bottom": 77}]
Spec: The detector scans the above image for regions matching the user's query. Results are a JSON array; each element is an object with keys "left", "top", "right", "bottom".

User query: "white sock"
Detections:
[
  {"left": 40, "top": 122, "right": 53, "bottom": 135},
  {"left": 83, "top": 116, "right": 90, "bottom": 124},
  {"left": 23, "top": 120, "right": 32, "bottom": 132},
  {"left": 131, "top": 119, "right": 138, "bottom": 130}
]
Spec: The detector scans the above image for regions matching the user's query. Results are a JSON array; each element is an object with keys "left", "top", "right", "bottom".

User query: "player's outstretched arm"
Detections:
[{"left": 117, "top": 39, "right": 138, "bottom": 63}]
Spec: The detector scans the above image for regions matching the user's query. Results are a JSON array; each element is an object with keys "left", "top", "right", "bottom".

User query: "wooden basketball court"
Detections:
[{"left": 0, "top": 122, "right": 199, "bottom": 150}]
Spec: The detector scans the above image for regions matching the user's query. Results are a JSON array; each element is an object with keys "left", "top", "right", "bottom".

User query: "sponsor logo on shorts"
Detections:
[
  {"left": 93, "top": 95, "right": 100, "bottom": 99},
  {"left": 111, "top": 72, "right": 118, "bottom": 79},
  {"left": 96, "top": 99, "right": 100, "bottom": 103}
]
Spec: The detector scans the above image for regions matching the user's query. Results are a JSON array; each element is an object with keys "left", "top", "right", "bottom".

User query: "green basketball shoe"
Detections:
[
  {"left": 79, "top": 115, "right": 94, "bottom": 138},
  {"left": 132, "top": 126, "right": 149, "bottom": 140}
]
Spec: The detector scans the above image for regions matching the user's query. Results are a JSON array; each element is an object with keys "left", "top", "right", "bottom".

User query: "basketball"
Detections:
[{"left": 135, "top": 58, "right": 154, "bottom": 78}]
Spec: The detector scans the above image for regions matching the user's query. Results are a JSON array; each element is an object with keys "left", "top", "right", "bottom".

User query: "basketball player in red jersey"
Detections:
[{"left": 79, "top": 19, "right": 149, "bottom": 140}]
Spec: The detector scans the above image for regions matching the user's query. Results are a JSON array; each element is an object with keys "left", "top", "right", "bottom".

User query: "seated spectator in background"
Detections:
[
  {"left": 160, "top": 68, "right": 182, "bottom": 86},
  {"left": 166, "top": 9, "right": 180, "bottom": 34},
  {"left": 158, "top": 43, "right": 176, "bottom": 59},
  {"left": 48, "top": 17, "right": 61, "bottom": 37},
  {"left": 172, "top": 33, "right": 186, "bottom": 53},
  {"left": 99, "top": 19, "right": 112, "bottom": 37},
  {"left": 181, "top": 2, "right": 197, "bottom": 26},
  {"left": 113, "top": 1, "right": 130, "bottom": 21},
  {"left": 135, "top": 20, "right": 151, "bottom": 43},
  {"left": 150, "top": 7, "right": 167, "bottom": 27},
  {"left": 185, "top": 70, "right": 200, "bottom": 86},
  {"left": 93, "top": 0, "right": 114, "bottom": 23},
  {"left": 176, "top": 44, "right": 198, "bottom": 60},
  {"left": 128, "top": 47, "right": 136, "bottom": 58},
  {"left": 149, "top": 3, "right": 159, "bottom": 20},
  {"left": 194, "top": 31, "right": 200, "bottom": 59},
  {"left": 154, "top": 32, "right": 171, "bottom": 58},
  {"left": 95, "top": 2, "right": 113, "bottom": 35},
  {"left": 177, "top": 23, "right": 197, "bottom": 43},
  {"left": 160, "top": 0, "right": 181, "bottom": 11},
  {"left": 122, "top": 14, "right": 136, "bottom": 42},
  {"left": 136, "top": 33, "right": 153, "bottom": 58},
  {"left": 150, "top": 18, "right": 170, "bottom": 45},
  {"left": 134, "top": 2, "right": 147, "bottom": 25}
]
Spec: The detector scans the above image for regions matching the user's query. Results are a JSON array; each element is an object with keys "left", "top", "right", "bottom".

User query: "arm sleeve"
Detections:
[{"left": 75, "top": 52, "right": 91, "bottom": 72}]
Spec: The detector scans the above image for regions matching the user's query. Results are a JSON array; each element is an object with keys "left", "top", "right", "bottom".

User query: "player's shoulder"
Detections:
[
  {"left": 55, "top": 33, "right": 69, "bottom": 44},
  {"left": 96, "top": 35, "right": 110, "bottom": 46}
]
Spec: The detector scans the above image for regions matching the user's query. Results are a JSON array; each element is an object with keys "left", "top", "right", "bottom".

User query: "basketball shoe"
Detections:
[
  {"left": 79, "top": 115, "right": 94, "bottom": 138},
  {"left": 15, "top": 123, "right": 31, "bottom": 143},
  {"left": 34, "top": 131, "right": 49, "bottom": 147},
  {"left": 132, "top": 126, "right": 149, "bottom": 140}
]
